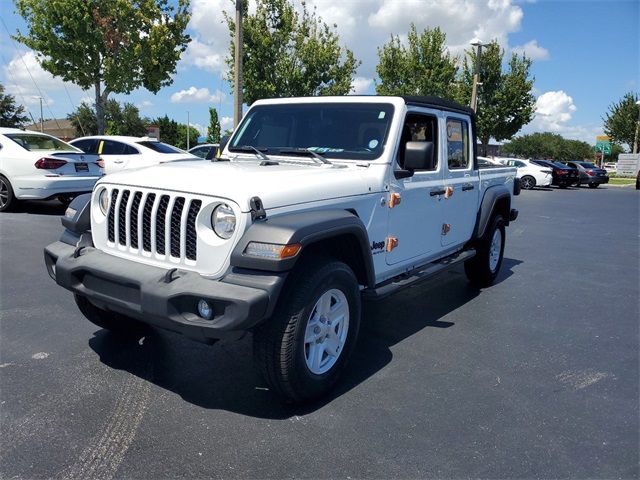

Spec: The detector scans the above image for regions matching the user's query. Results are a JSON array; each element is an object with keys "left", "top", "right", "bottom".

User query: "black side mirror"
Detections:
[{"left": 404, "top": 141, "right": 435, "bottom": 171}]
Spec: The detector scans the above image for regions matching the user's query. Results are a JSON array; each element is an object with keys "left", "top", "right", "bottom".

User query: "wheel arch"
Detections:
[
  {"left": 230, "top": 209, "right": 375, "bottom": 288},
  {"left": 472, "top": 185, "right": 511, "bottom": 240}
]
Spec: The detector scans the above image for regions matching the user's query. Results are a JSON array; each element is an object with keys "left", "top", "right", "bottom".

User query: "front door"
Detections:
[
  {"left": 386, "top": 110, "right": 445, "bottom": 266},
  {"left": 441, "top": 115, "right": 479, "bottom": 247}
]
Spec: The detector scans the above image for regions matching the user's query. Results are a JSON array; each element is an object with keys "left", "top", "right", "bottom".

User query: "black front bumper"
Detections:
[{"left": 44, "top": 241, "right": 286, "bottom": 343}]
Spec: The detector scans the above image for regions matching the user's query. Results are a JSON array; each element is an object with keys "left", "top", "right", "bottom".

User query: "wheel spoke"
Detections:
[
  {"left": 329, "top": 299, "right": 348, "bottom": 324},
  {"left": 304, "top": 320, "right": 319, "bottom": 344},
  {"left": 311, "top": 342, "right": 324, "bottom": 371},
  {"left": 318, "top": 292, "right": 332, "bottom": 316}
]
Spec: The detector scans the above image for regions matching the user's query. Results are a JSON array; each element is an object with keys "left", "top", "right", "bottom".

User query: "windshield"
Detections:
[
  {"left": 229, "top": 103, "right": 395, "bottom": 161},
  {"left": 6, "top": 133, "right": 78, "bottom": 152},
  {"left": 137, "top": 141, "right": 183, "bottom": 153}
]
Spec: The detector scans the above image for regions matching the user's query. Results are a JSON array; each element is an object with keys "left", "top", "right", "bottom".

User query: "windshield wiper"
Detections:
[
  {"left": 233, "top": 145, "right": 272, "bottom": 161},
  {"left": 276, "top": 148, "right": 331, "bottom": 165}
]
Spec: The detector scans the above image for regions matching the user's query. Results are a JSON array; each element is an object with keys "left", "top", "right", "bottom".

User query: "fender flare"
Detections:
[
  {"left": 231, "top": 209, "right": 375, "bottom": 287},
  {"left": 473, "top": 185, "right": 511, "bottom": 239}
]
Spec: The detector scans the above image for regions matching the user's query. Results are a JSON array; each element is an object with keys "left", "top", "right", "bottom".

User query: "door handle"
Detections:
[
  {"left": 462, "top": 183, "right": 474, "bottom": 191},
  {"left": 430, "top": 188, "right": 446, "bottom": 197},
  {"left": 113, "top": 160, "right": 124, "bottom": 164}
]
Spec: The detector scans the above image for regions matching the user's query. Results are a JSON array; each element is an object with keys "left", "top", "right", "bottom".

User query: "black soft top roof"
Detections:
[{"left": 402, "top": 95, "right": 475, "bottom": 117}]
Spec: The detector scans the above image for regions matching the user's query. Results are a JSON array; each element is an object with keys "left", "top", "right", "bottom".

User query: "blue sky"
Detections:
[{"left": 1, "top": 0, "right": 638, "bottom": 145}]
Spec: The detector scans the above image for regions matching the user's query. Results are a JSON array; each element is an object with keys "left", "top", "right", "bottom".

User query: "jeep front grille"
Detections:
[{"left": 107, "top": 188, "right": 202, "bottom": 262}]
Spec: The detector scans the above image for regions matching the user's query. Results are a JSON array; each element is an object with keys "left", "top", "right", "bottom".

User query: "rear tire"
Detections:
[
  {"left": 520, "top": 176, "right": 536, "bottom": 190},
  {"left": 0, "top": 176, "right": 17, "bottom": 212},
  {"left": 253, "top": 257, "right": 361, "bottom": 403},
  {"left": 74, "top": 294, "right": 146, "bottom": 336},
  {"left": 588, "top": 183, "right": 599, "bottom": 189},
  {"left": 465, "top": 214, "right": 506, "bottom": 287}
]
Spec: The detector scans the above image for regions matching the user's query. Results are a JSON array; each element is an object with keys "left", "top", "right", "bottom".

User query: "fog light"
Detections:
[{"left": 197, "top": 299, "right": 213, "bottom": 320}]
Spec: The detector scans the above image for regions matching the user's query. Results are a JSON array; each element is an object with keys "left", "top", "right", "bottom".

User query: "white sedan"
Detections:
[
  {"left": 70, "top": 135, "right": 199, "bottom": 174},
  {"left": 503, "top": 158, "right": 552, "bottom": 189},
  {"left": 0, "top": 128, "right": 103, "bottom": 212}
]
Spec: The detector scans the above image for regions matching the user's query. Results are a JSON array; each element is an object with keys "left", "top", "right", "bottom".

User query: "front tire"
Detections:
[
  {"left": 520, "top": 175, "right": 536, "bottom": 190},
  {"left": 0, "top": 176, "right": 17, "bottom": 212},
  {"left": 465, "top": 215, "right": 506, "bottom": 287},
  {"left": 74, "top": 294, "right": 146, "bottom": 336},
  {"left": 588, "top": 183, "right": 599, "bottom": 189},
  {"left": 253, "top": 258, "right": 361, "bottom": 403}
]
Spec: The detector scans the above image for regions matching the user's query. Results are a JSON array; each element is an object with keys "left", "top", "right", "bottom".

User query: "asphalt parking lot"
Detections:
[{"left": 1, "top": 185, "right": 638, "bottom": 479}]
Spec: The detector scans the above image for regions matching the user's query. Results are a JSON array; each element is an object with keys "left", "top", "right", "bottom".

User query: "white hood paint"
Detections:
[{"left": 97, "top": 159, "right": 383, "bottom": 211}]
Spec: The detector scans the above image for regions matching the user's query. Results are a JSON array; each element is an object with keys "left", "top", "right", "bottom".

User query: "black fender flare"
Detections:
[
  {"left": 59, "top": 193, "right": 94, "bottom": 246},
  {"left": 473, "top": 185, "right": 511, "bottom": 240},
  {"left": 231, "top": 209, "right": 375, "bottom": 287}
]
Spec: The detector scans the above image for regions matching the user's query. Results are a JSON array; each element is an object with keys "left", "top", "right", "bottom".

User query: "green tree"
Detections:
[
  {"left": 458, "top": 41, "right": 536, "bottom": 155},
  {"left": 375, "top": 25, "right": 458, "bottom": 98},
  {"left": 603, "top": 92, "right": 639, "bottom": 152},
  {"left": 225, "top": 0, "right": 359, "bottom": 104},
  {"left": 0, "top": 83, "right": 29, "bottom": 127},
  {"left": 15, "top": 0, "right": 190, "bottom": 134},
  {"left": 176, "top": 123, "right": 200, "bottom": 150},
  {"left": 207, "top": 107, "right": 221, "bottom": 143},
  {"left": 68, "top": 100, "right": 147, "bottom": 136},
  {"left": 154, "top": 115, "right": 179, "bottom": 146},
  {"left": 502, "top": 132, "right": 593, "bottom": 161}
]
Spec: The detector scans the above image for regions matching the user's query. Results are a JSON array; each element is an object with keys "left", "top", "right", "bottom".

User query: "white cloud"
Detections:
[
  {"left": 520, "top": 90, "right": 601, "bottom": 143},
  {"left": 511, "top": 40, "right": 549, "bottom": 60},
  {"left": 350, "top": 77, "right": 373, "bottom": 95},
  {"left": 220, "top": 116, "right": 234, "bottom": 131},
  {"left": 181, "top": 38, "right": 226, "bottom": 73},
  {"left": 170, "top": 86, "right": 225, "bottom": 103}
]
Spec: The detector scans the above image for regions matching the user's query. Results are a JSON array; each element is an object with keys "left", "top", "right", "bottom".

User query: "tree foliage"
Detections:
[
  {"left": 0, "top": 83, "right": 29, "bottom": 128},
  {"left": 603, "top": 92, "right": 639, "bottom": 152},
  {"left": 457, "top": 41, "right": 536, "bottom": 153},
  {"left": 375, "top": 25, "right": 458, "bottom": 98},
  {"left": 15, "top": 0, "right": 190, "bottom": 134},
  {"left": 502, "top": 132, "right": 594, "bottom": 161},
  {"left": 225, "top": 0, "right": 360, "bottom": 105},
  {"left": 207, "top": 107, "right": 221, "bottom": 143},
  {"left": 152, "top": 115, "right": 198, "bottom": 150},
  {"left": 67, "top": 100, "right": 147, "bottom": 137}
]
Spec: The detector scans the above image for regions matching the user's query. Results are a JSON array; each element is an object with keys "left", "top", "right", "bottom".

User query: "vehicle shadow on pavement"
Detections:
[
  {"left": 12, "top": 200, "right": 67, "bottom": 216},
  {"left": 88, "top": 259, "right": 521, "bottom": 419}
]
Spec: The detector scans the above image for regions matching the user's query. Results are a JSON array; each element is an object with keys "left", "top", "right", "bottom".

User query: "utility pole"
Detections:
[
  {"left": 33, "top": 96, "right": 44, "bottom": 132},
  {"left": 470, "top": 39, "right": 483, "bottom": 113},
  {"left": 633, "top": 100, "right": 640, "bottom": 154},
  {"left": 233, "top": 0, "right": 243, "bottom": 128},
  {"left": 187, "top": 110, "right": 190, "bottom": 150}
]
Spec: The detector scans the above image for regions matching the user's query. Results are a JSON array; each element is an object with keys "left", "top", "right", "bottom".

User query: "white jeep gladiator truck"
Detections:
[{"left": 45, "top": 96, "right": 519, "bottom": 402}]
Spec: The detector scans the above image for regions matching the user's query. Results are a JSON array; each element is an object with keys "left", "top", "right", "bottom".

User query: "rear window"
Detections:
[
  {"left": 6, "top": 133, "right": 78, "bottom": 152},
  {"left": 136, "top": 141, "right": 182, "bottom": 153},
  {"left": 578, "top": 162, "right": 596, "bottom": 168}
]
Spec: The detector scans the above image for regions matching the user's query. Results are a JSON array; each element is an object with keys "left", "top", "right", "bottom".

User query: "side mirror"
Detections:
[{"left": 404, "top": 141, "right": 436, "bottom": 171}]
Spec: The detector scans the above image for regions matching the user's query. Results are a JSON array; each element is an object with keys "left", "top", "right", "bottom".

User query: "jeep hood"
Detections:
[{"left": 97, "top": 159, "right": 380, "bottom": 211}]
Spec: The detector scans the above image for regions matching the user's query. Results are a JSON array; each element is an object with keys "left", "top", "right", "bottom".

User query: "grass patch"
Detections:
[{"left": 608, "top": 177, "right": 636, "bottom": 185}]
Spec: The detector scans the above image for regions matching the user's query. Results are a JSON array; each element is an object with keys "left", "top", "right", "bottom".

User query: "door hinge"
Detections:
[
  {"left": 388, "top": 192, "right": 401, "bottom": 208},
  {"left": 441, "top": 223, "right": 451, "bottom": 235},
  {"left": 386, "top": 236, "right": 399, "bottom": 252}
]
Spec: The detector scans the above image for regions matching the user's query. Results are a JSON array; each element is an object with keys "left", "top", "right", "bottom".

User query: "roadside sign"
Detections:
[{"left": 595, "top": 136, "right": 612, "bottom": 155}]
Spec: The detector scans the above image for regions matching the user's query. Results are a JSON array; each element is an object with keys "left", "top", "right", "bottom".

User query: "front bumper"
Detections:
[{"left": 44, "top": 241, "right": 286, "bottom": 342}]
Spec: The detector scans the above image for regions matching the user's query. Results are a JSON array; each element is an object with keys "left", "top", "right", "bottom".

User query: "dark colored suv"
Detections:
[
  {"left": 563, "top": 161, "right": 609, "bottom": 188},
  {"left": 531, "top": 159, "right": 579, "bottom": 188}
]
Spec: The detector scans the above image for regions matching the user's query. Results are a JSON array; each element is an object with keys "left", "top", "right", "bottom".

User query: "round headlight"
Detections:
[
  {"left": 98, "top": 188, "right": 109, "bottom": 215},
  {"left": 211, "top": 203, "right": 236, "bottom": 239}
]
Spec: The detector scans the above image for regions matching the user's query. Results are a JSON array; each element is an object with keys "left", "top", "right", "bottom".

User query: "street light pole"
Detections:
[
  {"left": 33, "top": 96, "right": 44, "bottom": 132},
  {"left": 633, "top": 100, "right": 640, "bottom": 154},
  {"left": 470, "top": 39, "right": 483, "bottom": 113},
  {"left": 187, "top": 110, "right": 190, "bottom": 150},
  {"left": 233, "top": 0, "right": 244, "bottom": 128}
]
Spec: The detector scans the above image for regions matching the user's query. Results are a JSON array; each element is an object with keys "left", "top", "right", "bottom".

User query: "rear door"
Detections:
[
  {"left": 441, "top": 115, "right": 479, "bottom": 247},
  {"left": 99, "top": 140, "right": 140, "bottom": 173}
]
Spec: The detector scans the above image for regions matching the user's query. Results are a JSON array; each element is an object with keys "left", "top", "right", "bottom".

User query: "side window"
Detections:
[
  {"left": 123, "top": 144, "right": 139, "bottom": 155},
  {"left": 515, "top": 161, "right": 526, "bottom": 168},
  {"left": 398, "top": 113, "right": 438, "bottom": 170},
  {"left": 446, "top": 118, "right": 469, "bottom": 169},
  {"left": 101, "top": 140, "right": 130, "bottom": 155},
  {"left": 72, "top": 139, "right": 98, "bottom": 153}
]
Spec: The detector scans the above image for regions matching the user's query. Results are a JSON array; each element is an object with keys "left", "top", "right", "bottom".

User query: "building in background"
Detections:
[{"left": 24, "top": 119, "right": 75, "bottom": 141}]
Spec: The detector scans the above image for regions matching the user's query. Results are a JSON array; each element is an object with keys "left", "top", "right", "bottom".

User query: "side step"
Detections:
[{"left": 362, "top": 249, "right": 476, "bottom": 301}]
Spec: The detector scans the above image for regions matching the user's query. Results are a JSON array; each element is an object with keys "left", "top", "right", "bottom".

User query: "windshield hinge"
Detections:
[{"left": 250, "top": 196, "right": 267, "bottom": 221}]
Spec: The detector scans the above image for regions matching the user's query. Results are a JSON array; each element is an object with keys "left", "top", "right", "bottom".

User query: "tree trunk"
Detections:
[{"left": 94, "top": 82, "right": 109, "bottom": 135}]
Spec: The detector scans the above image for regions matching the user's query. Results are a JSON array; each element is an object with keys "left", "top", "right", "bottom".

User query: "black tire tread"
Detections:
[{"left": 465, "top": 214, "right": 505, "bottom": 288}]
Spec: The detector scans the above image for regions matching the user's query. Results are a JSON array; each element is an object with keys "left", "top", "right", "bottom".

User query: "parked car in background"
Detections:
[
  {"left": 530, "top": 159, "right": 579, "bottom": 188},
  {"left": 504, "top": 158, "right": 552, "bottom": 189},
  {"left": 0, "top": 128, "right": 103, "bottom": 212},
  {"left": 562, "top": 161, "right": 609, "bottom": 188},
  {"left": 188, "top": 143, "right": 219, "bottom": 159},
  {"left": 477, "top": 156, "right": 503, "bottom": 167},
  {"left": 70, "top": 136, "right": 199, "bottom": 174}
]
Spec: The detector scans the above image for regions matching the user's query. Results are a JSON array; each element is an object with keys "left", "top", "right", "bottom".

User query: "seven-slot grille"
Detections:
[{"left": 107, "top": 188, "right": 202, "bottom": 261}]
